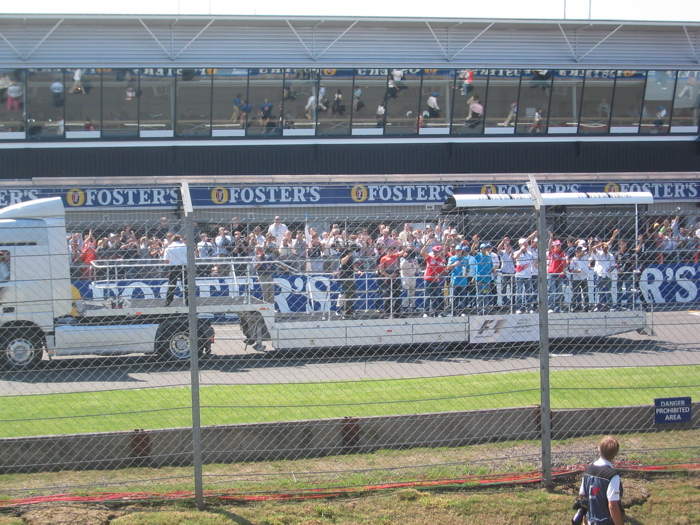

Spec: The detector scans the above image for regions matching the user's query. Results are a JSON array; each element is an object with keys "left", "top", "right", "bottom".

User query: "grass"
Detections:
[
  {"left": 0, "top": 365, "right": 698, "bottom": 437},
  {"left": 0, "top": 471, "right": 698, "bottom": 524},
  {"left": 0, "top": 433, "right": 698, "bottom": 524}
]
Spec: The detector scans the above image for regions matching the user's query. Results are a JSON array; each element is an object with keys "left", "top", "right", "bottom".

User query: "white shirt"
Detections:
[
  {"left": 515, "top": 249, "right": 536, "bottom": 278},
  {"left": 163, "top": 241, "right": 188, "bottom": 266},
  {"left": 268, "top": 222, "right": 289, "bottom": 243},
  {"left": 400, "top": 257, "right": 419, "bottom": 278},
  {"left": 500, "top": 250, "right": 515, "bottom": 274},
  {"left": 568, "top": 256, "right": 589, "bottom": 280},
  {"left": 592, "top": 249, "right": 616, "bottom": 277},
  {"left": 196, "top": 240, "right": 215, "bottom": 258},
  {"left": 427, "top": 96, "right": 440, "bottom": 110}
]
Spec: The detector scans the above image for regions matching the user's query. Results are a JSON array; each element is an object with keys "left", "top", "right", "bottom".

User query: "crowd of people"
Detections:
[{"left": 67, "top": 213, "right": 700, "bottom": 315}]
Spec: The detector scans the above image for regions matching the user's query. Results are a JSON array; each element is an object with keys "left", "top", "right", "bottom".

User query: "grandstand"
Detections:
[{"left": 0, "top": 15, "right": 698, "bottom": 180}]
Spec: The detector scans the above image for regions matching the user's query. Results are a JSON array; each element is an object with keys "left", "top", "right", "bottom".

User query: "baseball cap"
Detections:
[
  {"left": 552, "top": 239, "right": 562, "bottom": 245},
  {"left": 480, "top": 242, "right": 491, "bottom": 249},
  {"left": 432, "top": 245, "right": 442, "bottom": 252},
  {"left": 454, "top": 245, "right": 464, "bottom": 251}
]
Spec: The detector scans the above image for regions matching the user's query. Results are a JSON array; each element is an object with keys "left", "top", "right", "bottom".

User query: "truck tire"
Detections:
[
  {"left": 156, "top": 321, "right": 202, "bottom": 362},
  {"left": 0, "top": 329, "right": 43, "bottom": 370}
]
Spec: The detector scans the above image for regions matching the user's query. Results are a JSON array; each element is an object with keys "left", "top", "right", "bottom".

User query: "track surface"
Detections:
[{"left": 1, "top": 310, "right": 698, "bottom": 395}]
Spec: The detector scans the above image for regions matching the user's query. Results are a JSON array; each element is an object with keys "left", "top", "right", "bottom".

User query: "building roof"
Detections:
[{"left": 1, "top": 15, "right": 699, "bottom": 69}]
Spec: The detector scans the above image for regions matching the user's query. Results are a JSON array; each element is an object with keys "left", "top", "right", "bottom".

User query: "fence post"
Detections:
[
  {"left": 182, "top": 181, "right": 204, "bottom": 510},
  {"left": 527, "top": 175, "right": 552, "bottom": 489}
]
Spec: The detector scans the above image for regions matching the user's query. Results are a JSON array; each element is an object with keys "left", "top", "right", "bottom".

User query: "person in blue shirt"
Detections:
[
  {"left": 474, "top": 243, "right": 495, "bottom": 314},
  {"left": 446, "top": 245, "right": 473, "bottom": 317}
]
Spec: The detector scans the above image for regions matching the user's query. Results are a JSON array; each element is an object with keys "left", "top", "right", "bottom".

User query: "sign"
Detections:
[
  {"left": 654, "top": 397, "right": 692, "bottom": 424},
  {"left": 641, "top": 263, "right": 700, "bottom": 305},
  {"left": 1, "top": 180, "right": 697, "bottom": 209}
]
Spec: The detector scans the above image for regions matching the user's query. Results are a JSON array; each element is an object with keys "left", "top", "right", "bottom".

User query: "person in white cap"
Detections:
[{"left": 513, "top": 233, "right": 538, "bottom": 314}]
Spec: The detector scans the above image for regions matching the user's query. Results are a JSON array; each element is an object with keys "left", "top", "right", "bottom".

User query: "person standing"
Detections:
[
  {"left": 446, "top": 245, "right": 473, "bottom": 316},
  {"left": 337, "top": 239, "right": 362, "bottom": 318},
  {"left": 378, "top": 245, "right": 405, "bottom": 317},
  {"left": 547, "top": 238, "right": 568, "bottom": 313},
  {"left": 497, "top": 238, "right": 516, "bottom": 309},
  {"left": 568, "top": 245, "right": 590, "bottom": 312},
  {"left": 400, "top": 247, "right": 420, "bottom": 313},
  {"left": 267, "top": 216, "right": 289, "bottom": 244},
  {"left": 255, "top": 244, "right": 279, "bottom": 307},
  {"left": 163, "top": 235, "right": 188, "bottom": 307},
  {"left": 474, "top": 243, "right": 495, "bottom": 315},
  {"left": 591, "top": 242, "right": 617, "bottom": 312},
  {"left": 578, "top": 436, "right": 624, "bottom": 525},
  {"left": 421, "top": 244, "right": 447, "bottom": 317},
  {"left": 514, "top": 236, "right": 538, "bottom": 314},
  {"left": 427, "top": 93, "right": 440, "bottom": 118},
  {"left": 230, "top": 93, "right": 242, "bottom": 122}
]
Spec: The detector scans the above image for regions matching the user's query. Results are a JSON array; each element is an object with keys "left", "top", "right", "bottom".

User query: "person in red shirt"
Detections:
[
  {"left": 421, "top": 244, "right": 447, "bottom": 317},
  {"left": 79, "top": 230, "right": 97, "bottom": 280},
  {"left": 547, "top": 237, "right": 568, "bottom": 313}
]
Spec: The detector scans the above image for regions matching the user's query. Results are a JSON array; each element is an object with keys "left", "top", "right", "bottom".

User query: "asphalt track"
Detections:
[{"left": 1, "top": 310, "right": 698, "bottom": 395}]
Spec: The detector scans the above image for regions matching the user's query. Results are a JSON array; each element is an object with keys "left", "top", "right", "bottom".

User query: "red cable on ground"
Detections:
[{"left": 2, "top": 463, "right": 699, "bottom": 508}]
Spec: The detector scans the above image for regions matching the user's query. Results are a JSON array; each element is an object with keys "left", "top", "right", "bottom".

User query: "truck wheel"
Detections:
[
  {"left": 1, "top": 329, "right": 43, "bottom": 370},
  {"left": 157, "top": 322, "right": 201, "bottom": 362}
]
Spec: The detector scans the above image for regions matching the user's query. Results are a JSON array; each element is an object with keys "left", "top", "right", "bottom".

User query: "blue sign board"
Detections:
[
  {"left": 1, "top": 180, "right": 698, "bottom": 209},
  {"left": 654, "top": 397, "right": 692, "bottom": 424}
]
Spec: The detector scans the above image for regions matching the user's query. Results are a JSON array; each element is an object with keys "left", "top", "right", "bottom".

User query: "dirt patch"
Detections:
[{"left": 17, "top": 505, "right": 127, "bottom": 525}]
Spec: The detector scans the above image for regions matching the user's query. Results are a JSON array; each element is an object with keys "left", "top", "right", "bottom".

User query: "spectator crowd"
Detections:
[{"left": 66, "top": 212, "right": 700, "bottom": 316}]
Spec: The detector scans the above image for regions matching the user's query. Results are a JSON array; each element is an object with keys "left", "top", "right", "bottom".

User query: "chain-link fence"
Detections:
[{"left": 0, "top": 193, "right": 698, "bottom": 505}]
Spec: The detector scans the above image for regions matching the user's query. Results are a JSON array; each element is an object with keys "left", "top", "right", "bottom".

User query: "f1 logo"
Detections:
[{"left": 477, "top": 318, "right": 505, "bottom": 335}]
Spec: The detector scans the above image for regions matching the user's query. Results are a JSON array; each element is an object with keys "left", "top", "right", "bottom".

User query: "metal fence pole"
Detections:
[
  {"left": 182, "top": 181, "right": 204, "bottom": 510},
  {"left": 527, "top": 175, "right": 552, "bottom": 489}
]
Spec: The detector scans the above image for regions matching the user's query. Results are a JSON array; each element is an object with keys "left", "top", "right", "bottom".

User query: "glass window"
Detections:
[
  {"left": 418, "top": 69, "right": 453, "bottom": 134},
  {"left": 352, "top": 68, "right": 389, "bottom": 135},
  {"left": 0, "top": 69, "right": 26, "bottom": 135},
  {"left": 63, "top": 68, "right": 101, "bottom": 134},
  {"left": 175, "top": 68, "right": 212, "bottom": 137},
  {"left": 281, "top": 69, "right": 318, "bottom": 135},
  {"left": 548, "top": 70, "right": 584, "bottom": 134},
  {"left": 610, "top": 70, "right": 646, "bottom": 133},
  {"left": 26, "top": 69, "right": 65, "bottom": 139},
  {"left": 317, "top": 69, "right": 353, "bottom": 136},
  {"left": 516, "top": 69, "right": 552, "bottom": 134},
  {"left": 211, "top": 68, "right": 248, "bottom": 136},
  {"left": 102, "top": 69, "right": 139, "bottom": 137},
  {"left": 483, "top": 69, "right": 521, "bottom": 134},
  {"left": 578, "top": 70, "right": 615, "bottom": 134},
  {"left": 640, "top": 70, "right": 676, "bottom": 134},
  {"left": 138, "top": 68, "right": 174, "bottom": 136},
  {"left": 451, "top": 69, "right": 488, "bottom": 135},
  {"left": 383, "top": 68, "right": 420, "bottom": 135},
  {"left": 247, "top": 69, "right": 284, "bottom": 136},
  {"left": 671, "top": 71, "right": 699, "bottom": 132}
]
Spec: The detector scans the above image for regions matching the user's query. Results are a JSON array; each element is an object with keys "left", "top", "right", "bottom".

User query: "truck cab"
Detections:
[{"left": 0, "top": 198, "right": 214, "bottom": 370}]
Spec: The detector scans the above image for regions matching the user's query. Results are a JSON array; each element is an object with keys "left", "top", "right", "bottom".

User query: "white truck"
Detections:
[{"left": 0, "top": 197, "right": 228, "bottom": 370}]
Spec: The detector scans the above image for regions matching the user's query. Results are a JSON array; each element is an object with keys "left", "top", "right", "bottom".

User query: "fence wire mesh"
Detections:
[{"left": 0, "top": 202, "right": 698, "bottom": 503}]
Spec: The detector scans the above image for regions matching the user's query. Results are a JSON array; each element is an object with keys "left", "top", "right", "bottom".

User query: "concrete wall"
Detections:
[{"left": 0, "top": 403, "right": 697, "bottom": 473}]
